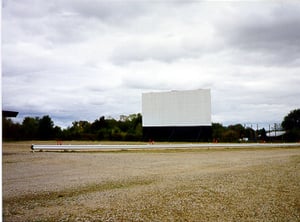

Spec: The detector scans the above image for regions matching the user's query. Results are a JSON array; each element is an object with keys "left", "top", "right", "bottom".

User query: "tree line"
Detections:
[
  {"left": 3, "top": 114, "right": 142, "bottom": 141},
  {"left": 2, "top": 109, "right": 300, "bottom": 142}
]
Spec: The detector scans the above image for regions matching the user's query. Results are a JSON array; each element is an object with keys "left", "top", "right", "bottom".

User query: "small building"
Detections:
[{"left": 142, "top": 89, "right": 212, "bottom": 142}]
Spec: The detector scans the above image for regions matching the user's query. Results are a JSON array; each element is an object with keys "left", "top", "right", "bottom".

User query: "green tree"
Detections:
[
  {"left": 282, "top": 109, "right": 300, "bottom": 130},
  {"left": 53, "top": 126, "right": 63, "bottom": 139},
  {"left": 38, "top": 115, "right": 54, "bottom": 140},
  {"left": 124, "top": 113, "right": 142, "bottom": 141},
  {"left": 68, "top": 121, "right": 92, "bottom": 139},
  {"left": 244, "top": 127, "right": 255, "bottom": 141},
  {"left": 257, "top": 128, "right": 267, "bottom": 141},
  {"left": 21, "top": 117, "right": 39, "bottom": 139},
  {"left": 228, "top": 124, "right": 245, "bottom": 139},
  {"left": 222, "top": 129, "right": 239, "bottom": 142},
  {"left": 91, "top": 116, "right": 106, "bottom": 133},
  {"left": 2, "top": 118, "right": 22, "bottom": 140},
  {"left": 282, "top": 109, "right": 300, "bottom": 141},
  {"left": 212, "top": 123, "right": 225, "bottom": 142},
  {"left": 24, "top": 113, "right": 144, "bottom": 141}
]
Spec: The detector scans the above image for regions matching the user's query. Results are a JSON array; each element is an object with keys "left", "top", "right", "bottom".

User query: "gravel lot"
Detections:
[{"left": 3, "top": 141, "right": 300, "bottom": 221}]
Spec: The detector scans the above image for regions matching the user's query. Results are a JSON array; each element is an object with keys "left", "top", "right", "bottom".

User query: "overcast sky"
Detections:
[{"left": 2, "top": 0, "right": 300, "bottom": 128}]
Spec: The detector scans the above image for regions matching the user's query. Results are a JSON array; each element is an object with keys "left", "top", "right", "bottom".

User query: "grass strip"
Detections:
[{"left": 3, "top": 177, "right": 155, "bottom": 213}]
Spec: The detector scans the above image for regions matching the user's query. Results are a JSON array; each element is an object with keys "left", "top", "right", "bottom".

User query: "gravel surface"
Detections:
[{"left": 3, "top": 141, "right": 300, "bottom": 221}]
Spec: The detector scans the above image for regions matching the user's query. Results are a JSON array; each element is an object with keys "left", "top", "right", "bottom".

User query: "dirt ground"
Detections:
[{"left": 3, "top": 141, "right": 300, "bottom": 221}]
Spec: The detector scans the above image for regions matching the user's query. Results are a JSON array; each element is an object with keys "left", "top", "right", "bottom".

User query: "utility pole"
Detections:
[
  {"left": 269, "top": 124, "right": 271, "bottom": 142},
  {"left": 256, "top": 123, "right": 258, "bottom": 142}
]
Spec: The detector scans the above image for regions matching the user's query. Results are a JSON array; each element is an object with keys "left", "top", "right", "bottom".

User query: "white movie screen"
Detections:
[{"left": 142, "top": 89, "right": 211, "bottom": 127}]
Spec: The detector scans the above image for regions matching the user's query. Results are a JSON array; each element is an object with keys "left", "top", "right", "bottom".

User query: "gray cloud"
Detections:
[
  {"left": 217, "top": 2, "right": 300, "bottom": 66},
  {"left": 2, "top": 1, "right": 300, "bottom": 128}
]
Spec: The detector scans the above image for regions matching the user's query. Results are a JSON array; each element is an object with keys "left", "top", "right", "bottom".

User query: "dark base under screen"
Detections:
[{"left": 143, "top": 126, "right": 212, "bottom": 142}]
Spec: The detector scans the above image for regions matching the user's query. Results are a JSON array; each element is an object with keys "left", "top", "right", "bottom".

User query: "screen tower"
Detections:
[{"left": 142, "top": 89, "right": 212, "bottom": 141}]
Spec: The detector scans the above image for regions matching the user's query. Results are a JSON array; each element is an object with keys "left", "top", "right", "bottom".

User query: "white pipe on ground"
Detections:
[{"left": 31, "top": 143, "right": 300, "bottom": 151}]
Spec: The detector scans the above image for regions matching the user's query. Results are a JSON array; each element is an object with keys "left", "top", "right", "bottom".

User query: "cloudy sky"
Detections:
[{"left": 2, "top": 0, "right": 300, "bottom": 128}]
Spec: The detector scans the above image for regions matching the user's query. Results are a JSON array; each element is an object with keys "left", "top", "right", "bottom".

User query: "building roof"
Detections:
[
  {"left": 266, "top": 131, "right": 286, "bottom": 137},
  {"left": 2, "top": 110, "right": 19, "bottom": 117}
]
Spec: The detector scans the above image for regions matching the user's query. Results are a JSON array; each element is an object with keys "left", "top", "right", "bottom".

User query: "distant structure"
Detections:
[
  {"left": 142, "top": 89, "right": 212, "bottom": 141},
  {"left": 2, "top": 110, "right": 19, "bottom": 118}
]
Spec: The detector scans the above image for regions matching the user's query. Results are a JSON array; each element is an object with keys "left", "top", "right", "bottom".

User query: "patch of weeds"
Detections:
[
  {"left": 290, "top": 155, "right": 300, "bottom": 163},
  {"left": 3, "top": 160, "right": 18, "bottom": 164},
  {"left": 3, "top": 177, "right": 155, "bottom": 217}
]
